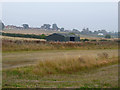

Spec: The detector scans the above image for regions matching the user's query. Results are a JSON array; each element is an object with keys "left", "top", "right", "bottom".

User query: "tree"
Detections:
[
  {"left": 105, "top": 34, "right": 111, "bottom": 38},
  {"left": 0, "top": 21, "right": 5, "bottom": 30},
  {"left": 52, "top": 23, "right": 59, "bottom": 30},
  {"left": 60, "top": 28, "right": 64, "bottom": 31},
  {"left": 22, "top": 24, "right": 29, "bottom": 29},
  {"left": 41, "top": 24, "right": 51, "bottom": 30},
  {"left": 2, "top": 23, "right": 5, "bottom": 30},
  {"left": 69, "top": 32, "right": 75, "bottom": 35}
]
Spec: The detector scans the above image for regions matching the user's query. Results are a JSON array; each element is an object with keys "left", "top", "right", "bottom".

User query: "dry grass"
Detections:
[
  {"left": 2, "top": 64, "right": 118, "bottom": 88},
  {"left": 2, "top": 38, "right": 118, "bottom": 52},
  {"left": 2, "top": 29, "right": 64, "bottom": 35},
  {"left": 2, "top": 51, "right": 118, "bottom": 88},
  {"left": 1, "top": 34, "right": 118, "bottom": 88},
  {"left": 33, "top": 52, "right": 118, "bottom": 76},
  {"left": 3, "top": 49, "right": 118, "bottom": 69},
  {"left": 97, "top": 52, "right": 109, "bottom": 59},
  {"left": 80, "top": 36, "right": 118, "bottom": 41}
]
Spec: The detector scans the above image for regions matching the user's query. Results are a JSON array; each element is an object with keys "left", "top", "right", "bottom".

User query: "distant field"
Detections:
[
  {"left": 2, "top": 29, "right": 65, "bottom": 35},
  {"left": 2, "top": 29, "right": 118, "bottom": 40}
]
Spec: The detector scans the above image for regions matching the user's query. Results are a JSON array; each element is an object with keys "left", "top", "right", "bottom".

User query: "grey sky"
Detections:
[{"left": 2, "top": 2, "right": 118, "bottom": 32}]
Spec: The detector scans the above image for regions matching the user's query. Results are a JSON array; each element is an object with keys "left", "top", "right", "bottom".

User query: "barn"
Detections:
[{"left": 46, "top": 33, "right": 80, "bottom": 42}]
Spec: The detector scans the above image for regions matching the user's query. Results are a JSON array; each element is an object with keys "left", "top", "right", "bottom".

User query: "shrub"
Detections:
[
  {"left": 116, "top": 40, "right": 120, "bottom": 43},
  {"left": 81, "top": 39, "right": 89, "bottom": 42},
  {"left": 91, "top": 39, "right": 97, "bottom": 42},
  {"left": 105, "top": 34, "right": 111, "bottom": 39},
  {"left": 69, "top": 32, "right": 75, "bottom": 35},
  {"left": 2, "top": 33, "right": 46, "bottom": 39},
  {"left": 99, "top": 39, "right": 107, "bottom": 41}
]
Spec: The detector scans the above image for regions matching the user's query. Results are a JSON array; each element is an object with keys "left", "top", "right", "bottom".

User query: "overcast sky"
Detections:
[{"left": 1, "top": 2, "right": 118, "bottom": 32}]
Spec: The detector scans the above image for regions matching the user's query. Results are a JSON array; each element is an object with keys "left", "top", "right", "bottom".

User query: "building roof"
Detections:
[{"left": 52, "top": 33, "right": 79, "bottom": 37}]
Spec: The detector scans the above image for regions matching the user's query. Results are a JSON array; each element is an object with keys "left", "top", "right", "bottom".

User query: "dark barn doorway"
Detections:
[{"left": 70, "top": 37, "right": 75, "bottom": 41}]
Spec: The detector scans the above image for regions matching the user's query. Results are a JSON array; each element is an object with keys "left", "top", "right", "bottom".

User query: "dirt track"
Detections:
[{"left": 2, "top": 49, "right": 118, "bottom": 69}]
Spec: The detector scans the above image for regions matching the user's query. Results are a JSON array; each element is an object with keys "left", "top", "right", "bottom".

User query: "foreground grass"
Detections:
[
  {"left": 2, "top": 64, "right": 118, "bottom": 88},
  {"left": 33, "top": 54, "right": 118, "bottom": 76},
  {"left": 3, "top": 49, "right": 118, "bottom": 69},
  {"left": 2, "top": 53, "right": 118, "bottom": 88}
]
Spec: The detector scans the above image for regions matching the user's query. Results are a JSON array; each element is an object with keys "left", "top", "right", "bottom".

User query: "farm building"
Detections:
[{"left": 46, "top": 33, "right": 80, "bottom": 42}]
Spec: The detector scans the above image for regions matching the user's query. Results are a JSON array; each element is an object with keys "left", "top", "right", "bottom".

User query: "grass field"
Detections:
[
  {"left": 2, "top": 38, "right": 118, "bottom": 52},
  {"left": 2, "top": 49, "right": 119, "bottom": 88},
  {"left": 3, "top": 49, "right": 118, "bottom": 69},
  {"left": 2, "top": 29, "right": 64, "bottom": 35},
  {"left": 2, "top": 36, "right": 119, "bottom": 88},
  {"left": 2, "top": 64, "right": 118, "bottom": 88}
]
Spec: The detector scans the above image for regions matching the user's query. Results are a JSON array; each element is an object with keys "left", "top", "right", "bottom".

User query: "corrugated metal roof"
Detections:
[{"left": 53, "top": 33, "right": 79, "bottom": 37}]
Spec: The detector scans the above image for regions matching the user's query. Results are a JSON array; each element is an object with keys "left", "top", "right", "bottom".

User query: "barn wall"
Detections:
[
  {"left": 75, "top": 37, "right": 80, "bottom": 41},
  {"left": 65, "top": 37, "right": 70, "bottom": 41},
  {"left": 46, "top": 33, "right": 80, "bottom": 42},
  {"left": 66, "top": 37, "right": 80, "bottom": 41}
]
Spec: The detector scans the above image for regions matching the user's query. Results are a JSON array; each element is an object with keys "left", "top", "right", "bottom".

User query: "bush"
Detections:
[
  {"left": 116, "top": 40, "right": 120, "bottom": 43},
  {"left": 99, "top": 39, "right": 108, "bottom": 41},
  {"left": 69, "top": 32, "right": 75, "bottom": 35},
  {"left": 105, "top": 34, "right": 111, "bottom": 39},
  {"left": 2, "top": 33, "right": 46, "bottom": 39},
  {"left": 81, "top": 39, "right": 89, "bottom": 42},
  {"left": 91, "top": 39, "right": 97, "bottom": 42}
]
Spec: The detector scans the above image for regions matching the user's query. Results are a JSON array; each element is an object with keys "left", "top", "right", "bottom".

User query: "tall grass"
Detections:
[
  {"left": 2, "top": 39, "right": 118, "bottom": 52},
  {"left": 33, "top": 52, "right": 118, "bottom": 76}
]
